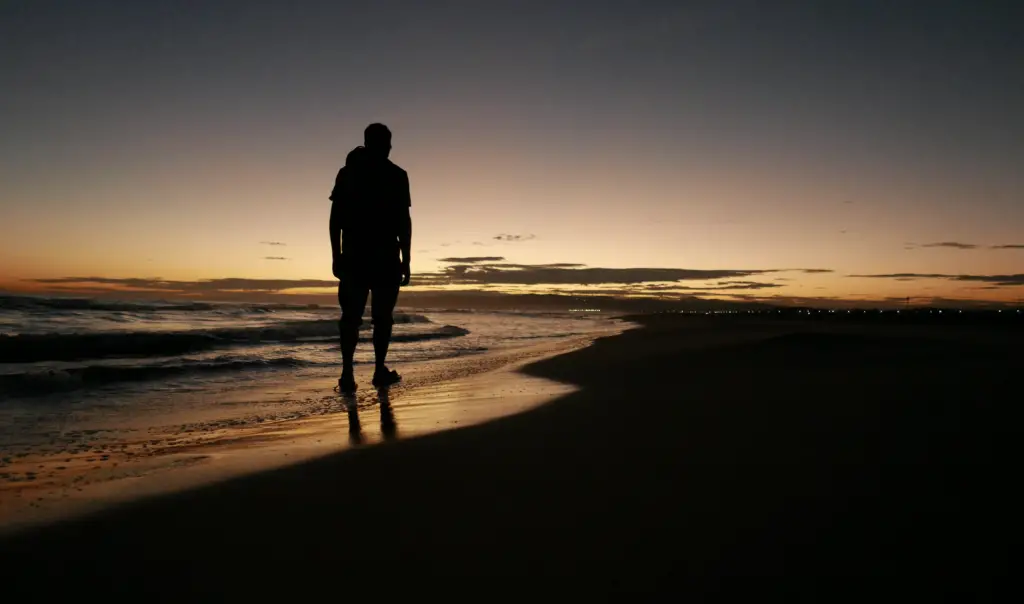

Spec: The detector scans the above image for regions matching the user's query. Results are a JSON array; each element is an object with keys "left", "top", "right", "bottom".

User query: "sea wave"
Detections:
[
  {"left": 0, "top": 355, "right": 320, "bottom": 395},
  {"left": 0, "top": 294, "right": 323, "bottom": 313},
  {"left": 0, "top": 314, "right": 439, "bottom": 363},
  {"left": 390, "top": 325, "right": 469, "bottom": 342},
  {"left": 1, "top": 326, "right": 472, "bottom": 396}
]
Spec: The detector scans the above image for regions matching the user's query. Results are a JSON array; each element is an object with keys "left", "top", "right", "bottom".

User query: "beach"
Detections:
[
  {"left": 0, "top": 304, "right": 618, "bottom": 529},
  {"left": 0, "top": 312, "right": 1015, "bottom": 596}
]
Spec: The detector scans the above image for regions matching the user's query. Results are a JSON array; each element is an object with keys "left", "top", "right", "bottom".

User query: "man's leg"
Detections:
[
  {"left": 369, "top": 275, "right": 401, "bottom": 386},
  {"left": 337, "top": 276, "right": 369, "bottom": 392}
]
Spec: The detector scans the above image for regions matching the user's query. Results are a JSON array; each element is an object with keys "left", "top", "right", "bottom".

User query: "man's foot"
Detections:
[
  {"left": 372, "top": 367, "right": 401, "bottom": 388},
  {"left": 337, "top": 372, "right": 357, "bottom": 394}
]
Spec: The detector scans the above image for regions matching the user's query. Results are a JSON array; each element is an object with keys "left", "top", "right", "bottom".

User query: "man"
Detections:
[{"left": 329, "top": 123, "right": 412, "bottom": 393}]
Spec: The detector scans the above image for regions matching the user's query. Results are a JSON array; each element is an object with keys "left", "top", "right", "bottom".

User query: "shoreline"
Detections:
[
  {"left": 0, "top": 325, "right": 623, "bottom": 533},
  {"left": 0, "top": 314, "right": 1012, "bottom": 594}
]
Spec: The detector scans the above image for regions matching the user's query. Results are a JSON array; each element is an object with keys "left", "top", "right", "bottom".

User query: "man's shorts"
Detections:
[{"left": 337, "top": 262, "right": 401, "bottom": 329}]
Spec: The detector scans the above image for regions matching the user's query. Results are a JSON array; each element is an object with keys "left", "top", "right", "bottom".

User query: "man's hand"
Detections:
[
  {"left": 332, "top": 255, "right": 344, "bottom": 280},
  {"left": 400, "top": 261, "right": 411, "bottom": 287}
]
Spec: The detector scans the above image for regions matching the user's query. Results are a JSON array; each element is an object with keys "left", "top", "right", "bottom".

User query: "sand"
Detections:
[{"left": 0, "top": 314, "right": 1014, "bottom": 597}]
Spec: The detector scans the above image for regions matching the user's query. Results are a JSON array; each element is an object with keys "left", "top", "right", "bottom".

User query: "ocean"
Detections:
[{"left": 0, "top": 294, "right": 614, "bottom": 452}]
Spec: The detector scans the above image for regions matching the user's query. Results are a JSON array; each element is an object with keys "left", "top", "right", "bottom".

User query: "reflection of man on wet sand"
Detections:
[
  {"left": 379, "top": 391, "right": 397, "bottom": 439},
  {"left": 329, "top": 123, "right": 412, "bottom": 395},
  {"left": 346, "top": 390, "right": 397, "bottom": 446}
]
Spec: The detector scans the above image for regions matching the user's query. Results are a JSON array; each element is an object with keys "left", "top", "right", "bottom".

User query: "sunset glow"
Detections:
[{"left": 2, "top": 1, "right": 1021, "bottom": 307}]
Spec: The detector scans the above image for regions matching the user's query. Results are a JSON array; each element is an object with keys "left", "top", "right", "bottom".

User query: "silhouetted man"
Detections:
[{"left": 329, "top": 123, "right": 412, "bottom": 393}]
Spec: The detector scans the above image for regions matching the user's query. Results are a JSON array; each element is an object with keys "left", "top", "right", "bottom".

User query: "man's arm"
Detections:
[
  {"left": 329, "top": 169, "right": 344, "bottom": 279},
  {"left": 398, "top": 172, "right": 412, "bottom": 286},
  {"left": 329, "top": 201, "right": 342, "bottom": 255}
]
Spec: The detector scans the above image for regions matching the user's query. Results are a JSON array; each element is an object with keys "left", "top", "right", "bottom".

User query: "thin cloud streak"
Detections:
[
  {"left": 493, "top": 234, "right": 536, "bottom": 242},
  {"left": 436, "top": 265, "right": 773, "bottom": 285},
  {"left": 907, "top": 242, "right": 1024, "bottom": 250},
  {"left": 27, "top": 277, "right": 336, "bottom": 293},
  {"left": 438, "top": 257, "right": 505, "bottom": 263},
  {"left": 920, "top": 242, "right": 981, "bottom": 250},
  {"left": 850, "top": 273, "right": 1024, "bottom": 286}
]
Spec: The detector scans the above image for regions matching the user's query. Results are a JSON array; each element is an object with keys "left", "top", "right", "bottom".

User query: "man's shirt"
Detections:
[{"left": 330, "top": 152, "right": 410, "bottom": 269}]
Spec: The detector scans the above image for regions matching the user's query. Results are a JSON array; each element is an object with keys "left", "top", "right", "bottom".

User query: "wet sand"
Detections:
[
  {"left": 0, "top": 332, "right": 600, "bottom": 530},
  {"left": 0, "top": 314, "right": 1014, "bottom": 596}
]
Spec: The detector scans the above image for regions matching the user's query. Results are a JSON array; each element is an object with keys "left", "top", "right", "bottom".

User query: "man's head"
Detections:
[{"left": 363, "top": 123, "right": 392, "bottom": 159}]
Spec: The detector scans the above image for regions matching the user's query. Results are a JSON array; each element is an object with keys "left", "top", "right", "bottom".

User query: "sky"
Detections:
[{"left": 1, "top": 0, "right": 1022, "bottom": 306}]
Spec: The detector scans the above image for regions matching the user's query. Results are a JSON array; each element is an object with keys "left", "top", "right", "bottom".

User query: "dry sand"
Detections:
[{"left": 0, "top": 314, "right": 1014, "bottom": 596}]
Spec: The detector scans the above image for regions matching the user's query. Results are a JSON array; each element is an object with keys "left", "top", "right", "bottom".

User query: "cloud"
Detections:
[
  {"left": 917, "top": 242, "right": 981, "bottom": 250},
  {"left": 264, "top": 256, "right": 289, "bottom": 261},
  {"left": 637, "top": 281, "right": 782, "bottom": 292},
  {"left": 906, "top": 242, "right": 1024, "bottom": 250},
  {"left": 21, "top": 263, "right": 828, "bottom": 301},
  {"left": 22, "top": 271, "right": 1017, "bottom": 310},
  {"left": 515, "top": 280, "right": 784, "bottom": 298},
  {"left": 849, "top": 273, "right": 1024, "bottom": 286},
  {"left": 260, "top": 241, "right": 287, "bottom": 246},
  {"left": 27, "top": 277, "right": 335, "bottom": 293},
  {"left": 438, "top": 256, "right": 506, "bottom": 263},
  {"left": 953, "top": 274, "right": 1024, "bottom": 286},
  {"left": 534, "top": 263, "right": 586, "bottom": 268},
  {"left": 713, "top": 281, "right": 784, "bottom": 290},
  {"left": 464, "top": 262, "right": 586, "bottom": 269},
  {"left": 849, "top": 273, "right": 951, "bottom": 279},
  {"left": 794, "top": 269, "right": 834, "bottom": 274},
  {"left": 493, "top": 234, "right": 536, "bottom": 242},
  {"left": 427, "top": 263, "right": 775, "bottom": 286}
]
